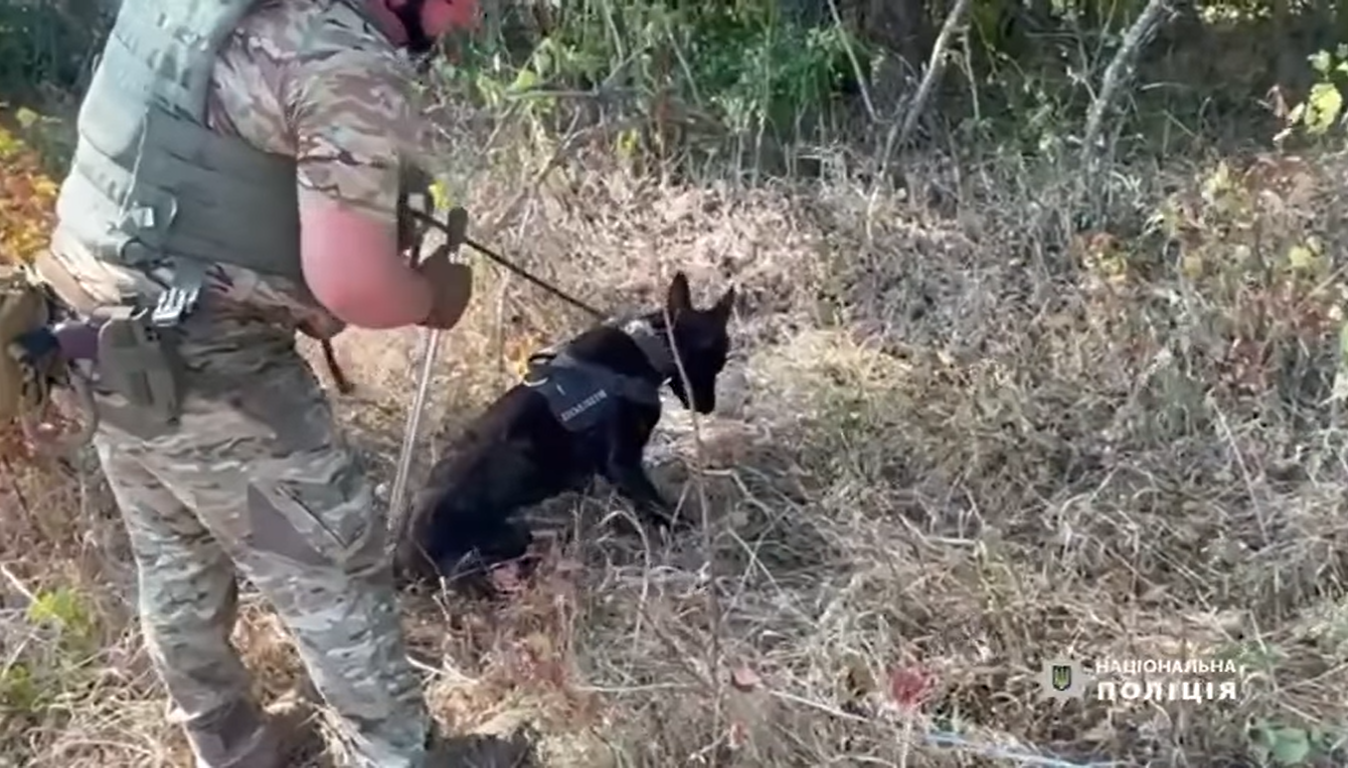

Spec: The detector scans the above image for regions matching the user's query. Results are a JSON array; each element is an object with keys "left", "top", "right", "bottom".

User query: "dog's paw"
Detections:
[
  {"left": 432, "top": 546, "right": 539, "bottom": 601},
  {"left": 488, "top": 562, "right": 528, "bottom": 595},
  {"left": 452, "top": 561, "right": 534, "bottom": 602}
]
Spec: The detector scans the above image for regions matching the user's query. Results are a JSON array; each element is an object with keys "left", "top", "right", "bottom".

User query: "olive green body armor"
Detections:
[{"left": 56, "top": 0, "right": 306, "bottom": 282}]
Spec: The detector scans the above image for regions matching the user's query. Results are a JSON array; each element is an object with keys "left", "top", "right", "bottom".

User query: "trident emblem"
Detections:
[
  {"left": 1051, "top": 664, "right": 1073, "bottom": 691},
  {"left": 1041, "top": 658, "right": 1085, "bottom": 700}
]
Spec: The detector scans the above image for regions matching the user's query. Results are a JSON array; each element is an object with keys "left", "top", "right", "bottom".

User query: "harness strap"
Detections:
[
  {"left": 607, "top": 316, "right": 675, "bottom": 379},
  {"left": 630, "top": 329, "right": 674, "bottom": 379},
  {"left": 526, "top": 351, "right": 661, "bottom": 404}
]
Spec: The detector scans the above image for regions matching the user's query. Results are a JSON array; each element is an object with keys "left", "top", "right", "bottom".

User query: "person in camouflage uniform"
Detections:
[{"left": 34, "top": 1, "right": 479, "bottom": 766}]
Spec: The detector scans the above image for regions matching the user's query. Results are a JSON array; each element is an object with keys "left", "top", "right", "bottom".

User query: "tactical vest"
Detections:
[{"left": 53, "top": 0, "right": 433, "bottom": 289}]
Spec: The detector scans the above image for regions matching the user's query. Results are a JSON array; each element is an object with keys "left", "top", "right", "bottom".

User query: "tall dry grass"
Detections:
[{"left": 4, "top": 109, "right": 1348, "bottom": 768}]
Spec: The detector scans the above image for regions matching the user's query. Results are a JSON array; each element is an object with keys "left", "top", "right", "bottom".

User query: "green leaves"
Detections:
[
  {"left": 26, "top": 585, "right": 95, "bottom": 647},
  {"left": 1286, "top": 48, "right": 1348, "bottom": 138},
  {"left": 1267, "top": 727, "right": 1310, "bottom": 765},
  {"left": 1248, "top": 720, "right": 1347, "bottom": 766},
  {"left": 1301, "top": 82, "right": 1342, "bottom": 136},
  {"left": 431, "top": 0, "right": 872, "bottom": 157}
]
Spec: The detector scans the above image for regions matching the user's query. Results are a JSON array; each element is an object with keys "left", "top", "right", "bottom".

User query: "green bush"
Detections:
[{"left": 0, "top": 1, "right": 112, "bottom": 99}]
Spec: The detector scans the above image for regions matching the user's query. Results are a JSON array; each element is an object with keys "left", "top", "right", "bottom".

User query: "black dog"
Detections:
[{"left": 394, "top": 271, "right": 736, "bottom": 592}]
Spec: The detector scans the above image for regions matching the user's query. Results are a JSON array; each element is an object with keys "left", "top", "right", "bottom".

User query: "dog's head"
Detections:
[{"left": 660, "top": 271, "right": 735, "bottom": 414}]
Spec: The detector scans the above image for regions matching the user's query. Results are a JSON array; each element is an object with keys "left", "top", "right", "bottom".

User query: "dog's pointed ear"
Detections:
[
  {"left": 666, "top": 271, "right": 692, "bottom": 316},
  {"left": 711, "top": 286, "right": 735, "bottom": 325}
]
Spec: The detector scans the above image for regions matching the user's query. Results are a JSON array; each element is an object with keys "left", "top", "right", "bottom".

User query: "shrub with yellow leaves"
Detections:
[
  {"left": 0, "top": 110, "right": 58, "bottom": 267},
  {"left": 1, "top": 109, "right": 63, "bottom": 460}
]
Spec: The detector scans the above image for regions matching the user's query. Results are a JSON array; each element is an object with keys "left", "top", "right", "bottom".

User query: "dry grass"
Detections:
[{"left": 6, "top": 141, "right": 1348, "bottom": 768}]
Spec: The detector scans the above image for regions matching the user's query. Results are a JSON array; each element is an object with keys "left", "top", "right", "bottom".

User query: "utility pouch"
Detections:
[{"left": 96, "top": 310, "right": 186, "bottom": 426}]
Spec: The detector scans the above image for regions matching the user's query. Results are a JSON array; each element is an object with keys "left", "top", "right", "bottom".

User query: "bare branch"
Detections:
[
  {"left": 894, "top": 0, "right": 975, "bottom": 152},
  {"left": 1081, "top": 0, "right": 1175, "bottom": 165}
]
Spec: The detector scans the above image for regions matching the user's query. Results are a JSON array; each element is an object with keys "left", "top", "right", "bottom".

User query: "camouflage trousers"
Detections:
[{"left": 92, "top": 316, "right": 430, "bottom": 768}]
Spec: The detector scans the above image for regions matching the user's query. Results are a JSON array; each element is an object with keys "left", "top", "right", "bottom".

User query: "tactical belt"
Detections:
[{"left": 33, "top": 250, "right": 195, "bottom": 429}]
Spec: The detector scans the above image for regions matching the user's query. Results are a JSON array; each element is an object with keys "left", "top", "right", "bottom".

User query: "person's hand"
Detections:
[{"left": 416, "top": 246, "right": 472, "bottom": 330}]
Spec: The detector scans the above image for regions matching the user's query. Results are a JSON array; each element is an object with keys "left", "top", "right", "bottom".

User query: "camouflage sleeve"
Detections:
[{"left": 285, "top": 46, "right": 430, "bottom": 219}]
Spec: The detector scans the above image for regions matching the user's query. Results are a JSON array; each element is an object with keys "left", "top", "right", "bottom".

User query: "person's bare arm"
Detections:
[
  {"left": 287, "top": 47, "right": 432, "bottom": 329},
  {"left": 298, "top": 188, "right": 431, "bottom": 328}
]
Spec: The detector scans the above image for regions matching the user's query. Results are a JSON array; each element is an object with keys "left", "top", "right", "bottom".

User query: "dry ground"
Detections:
[{"left": 5, "top": 145, "right": 1348, "bottom": 767}]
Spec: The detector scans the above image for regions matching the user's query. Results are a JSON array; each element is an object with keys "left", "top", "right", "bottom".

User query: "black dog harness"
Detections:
[{"left": 522, "top": 320, "right": 671, "bottom": 432}]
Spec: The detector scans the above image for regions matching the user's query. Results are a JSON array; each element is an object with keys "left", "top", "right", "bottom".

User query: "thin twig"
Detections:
[
  {"left": 1, "top": 455, "right": 31, "bottom": 515},
  {"left": 768, "top": 688, "right": 1127, "bottom": 767},
  {"left": 823, "top": 0, "right": 879, "bottom": 123},
  {"left": 660, "top": 298, "right": 725, "bottom": 765},
  {"left": 924, "top": 730, "right": 1127, "bottom": 767},
  {"left": 1, "top": 562, "right": 36, "bottom": 607}
]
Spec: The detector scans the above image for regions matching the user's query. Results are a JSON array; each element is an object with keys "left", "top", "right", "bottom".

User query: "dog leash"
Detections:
[{"left": 407, "top": 209, "right": 605, "bottom": 320}]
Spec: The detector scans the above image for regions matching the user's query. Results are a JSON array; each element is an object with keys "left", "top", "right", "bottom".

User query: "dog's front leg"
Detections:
[
  {"left": 603, "top": 452, "right": 675, "bottom": 528},
  {"left": 476, "top": 519, "right": 534, "bottom": 567}
]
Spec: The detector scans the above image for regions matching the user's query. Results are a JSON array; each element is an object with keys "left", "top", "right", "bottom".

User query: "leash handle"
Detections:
[
  {"left": 386, "top": 206, "right": 469, "bottom": 537},
  {"left": 443, "top": 206, "right": 469, "bottom": 253}
]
